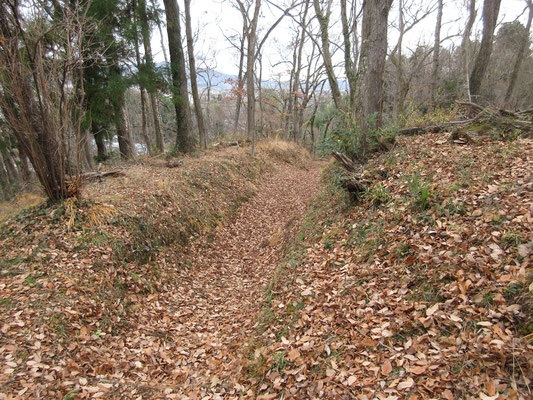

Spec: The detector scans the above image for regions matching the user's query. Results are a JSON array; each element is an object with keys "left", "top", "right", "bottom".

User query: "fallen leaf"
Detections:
[
  {"left": 479, "top": 393, "right": 498, "bottom": 400},
  {"left": 381, "top": 359, "right": 392, "bottom": 376},
  {"left": 408, "top": 365, "right": 427, "bottom": 375},
  {"left": 397, "top": 377, "right": 415, "bottom": 390},
  {"left": 443, "top": 389, "right": 453, "bottom": 400},
  {"left": 426, "top": 303, "right": 439, "bottom": 316}
]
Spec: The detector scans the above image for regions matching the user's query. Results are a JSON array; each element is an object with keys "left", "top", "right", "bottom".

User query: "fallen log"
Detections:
[
  {"left": 331, "top": 151, "right": 368, "bottom": 201},
  {"left": 400, "top": 101, "right": 533, "bottom": 138},
  {"left": 212, "top": 141, "right": 240, "bottom": 149},
  {"left": 339, "top": 175, "right": 367, "bottom": 201},
  {"left": 448, "top": 130, "right": 474, "bottom": 145},
  {"left": 165, "top": 160, "right": 182, "bottom": 168},
  {"left": 456, "top": 101, "right": 484, "bottom": 117},
  {"left": 332, "top": 151, "right": 360, "bottom": 173},
  {"left": 398, "top": 119, "right": 472, "bottom": 136},
  {"left": 76, "top": 169, "right": 125, "bottom": 182}
]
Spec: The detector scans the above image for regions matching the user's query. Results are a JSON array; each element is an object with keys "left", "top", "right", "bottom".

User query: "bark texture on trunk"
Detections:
[
  {"left": 112, "top": 89, "right": 135, "bottom": 159},
  {"left": 132, "top": 18, "right": 153, "bottom": 156},
  {"left": 247, "top": 0, "right": 261, "bottom": 157},
  {"left": 184, "top": 0, "right": 207, "bottom": 149},
  {"left": 461, "top": 0, "right": 476, "bottom": 100},
  {"left": 340, "top": 0, "right": 356, "bottom": 113},
  {"left": 504, "top": 0, "right": 532, "bottom": 107},
  {"left": 0, "top": 146, "right": 19, "bottom": 182},
  {"left": 361, "top": 0, "right": 392, "bottom": 135},
  {"left": 162, "top": 0, "right": 195, "bottom": 153},
  {"left": 313, "top": 0, "right": 343, "bottom": 110},
  {"left": 0, "top": 152, "right": 10, "bottom": 200},
  {"left": 234, "top": 26, "right": 246, "bottom": 133},
  {"left": 430, "top": 0, "right": 443, "bottom": 109},
  {"left": 469, "top": 0, "right": 501, "bottom": 98},
  {"left": 292, "top": 0, "right": 310, "bottom": 142},
  {"left": 81, "top": 129, "right": 94, "bottom": 170},
  {"left": 139, "top": 0, "right": 164, "bottom": 152},
  {"left": 17, "top": 142, "right": 32, "bottom": 182}
]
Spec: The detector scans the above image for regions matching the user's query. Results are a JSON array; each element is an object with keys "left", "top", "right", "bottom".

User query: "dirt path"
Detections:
[{"left": 152, "top": 163, "right": 323, "bottom": 398}]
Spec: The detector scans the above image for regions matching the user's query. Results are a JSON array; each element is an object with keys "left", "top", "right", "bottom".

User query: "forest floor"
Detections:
[
  {"left": 0, "top": 142, "right": 325, "bottom": 399},
  {"left": 0, "top": 135, "right": 532, "bottom": 399},
  {"left": 240, "top": 133, "right": 532, "bottom": 399}
]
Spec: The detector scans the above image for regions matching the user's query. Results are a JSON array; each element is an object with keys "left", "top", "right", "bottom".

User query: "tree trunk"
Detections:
[
  {"left": 17, "top": 142, "right": 32, "bottom": 182},
  {"left": 162, "top": 0, "right": 195, "bottom": 153},
  {"left": 81, "top": 129, "right": 95, "bottom": 170},
  {"left": 361, "top": 0, "right": 393, "bottom": 141},
  {"left": 247, "top": 0, "right": 261, "bottom": 157},
  {"left": 0, "top": 152, "right": 10, "bottom": 200},
  {"left": 0, "top": 4, "right": 68, "bottom": 201},
  {"left": 340, "top": 0, "right": 356, "bottom": 113},
  {"left": 469, "top": 0, "right": 501, "bottom": 98},
  {"left": 313, "top": 0, "right": 343, "bottom": 110},
  {"left": 184, "top": 0, "right": 207, "bottom": 149},
  {"left": 430, "top": 0, "right": 443, "bottom": 109},
  {"left": 292, "top": 0, "right": 309, "bottom": 142},
  {"left": 0, "top": 146, "right": 19, "bottom": 183},
  {"left": 93, "top": 125, "right": 108, "bottom": 161},
  {"left": 139, "top": 0, "right": 164, "bottom": 152},
  {"left": 504, "top": 0, "right": 532, "bottom": 107},
  {"left": 139, "top": 88, "right": 153, "bottom": 155},
  {"left": 112, "top": 89, "right": 136, "bottom": 159},
  {"left": 310, "top": 101, "right": 318, "bottom": 155},
  {"left": 257, "top": 57, "right": 264, "bottom": 136},
  {"left": 132, "top": 16, "right": 153, "bottom": 156},
  {"left": 285, "top": 43, "right": 297, "bottom": 136},
  {"left": 150, "top": 0, "right": 172, "bottom": 84},
  {"left": 392, "top": 0, "right": 405, "bottom": 122},
  {"left": 234, "top": 26, "right": 246, "bottom": 133},
  {"left": 357, "top": 0, "right": 371, "bottom": 97},
  {"left": 461, "top": 0, "right": 477, "bottom": 100}
]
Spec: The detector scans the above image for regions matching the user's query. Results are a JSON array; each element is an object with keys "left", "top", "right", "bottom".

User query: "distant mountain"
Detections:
[
  {"left": 154, "top": 62, "right": 283, "bottom": 91},
  {"left": 152, "top": 62, "right": 349, "bottom": 93}
]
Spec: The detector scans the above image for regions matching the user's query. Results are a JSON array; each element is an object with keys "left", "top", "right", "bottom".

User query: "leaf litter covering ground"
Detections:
[
  {"left": 243, "top": 134, "right": 532, "bottom": 399},
  {"left": 0, "top": 145, "right": 323, "bottom": 399}
]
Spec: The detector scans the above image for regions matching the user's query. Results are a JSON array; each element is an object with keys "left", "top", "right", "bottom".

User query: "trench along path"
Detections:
[{"left": 141, "top": 162, "right": 324, "bottom": 398}]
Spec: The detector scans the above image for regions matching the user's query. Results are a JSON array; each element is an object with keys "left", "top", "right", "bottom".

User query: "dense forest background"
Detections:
[{"left": 0, "top": 0, "right": 531, "bottom": 201}]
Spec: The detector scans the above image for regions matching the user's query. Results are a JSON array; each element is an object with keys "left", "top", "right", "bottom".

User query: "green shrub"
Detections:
[
  {"left": 317, "top": 112, "right": 397, "bottom": 161},
  {"left": 405, "top": 172, "right": 433, "bottom": 210},
  {"left": 365, "top": 183, "right": 392, "bottom": 206}
]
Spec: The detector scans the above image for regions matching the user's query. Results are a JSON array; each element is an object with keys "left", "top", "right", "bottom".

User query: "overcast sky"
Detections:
[{"left": 151, "top": 0, "right": 528, "bottom": 80}]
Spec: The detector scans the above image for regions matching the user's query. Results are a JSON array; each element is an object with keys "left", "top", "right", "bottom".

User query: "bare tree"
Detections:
[
  {"left": 246, "top": 0, "right": 261, "bottom": 156},
  {"left": 132, "top": 18, "right": 153, "bottom": 156},
  {"left": 291, "top": 0, "right": 310, "bottom": 142},
  {"left": 110, "top": 65, "right": 136, "bottom": 159},
  {"left": 461, "top": 0, "right": 477, "bottom": 100},
  {"left": 340, "top": 0, "right": 358, "bottom": 113},
  {"left": 313, "top": 0, "right": 343, "bottom": 110},
  {"left": 162, "top": 0, "right": 195, "bottom": 153},
  {"left": 139, "top": 0, "right": 164, "bottom": 152},
  {"left": 469, "top": 0, "right": 502, "bottom": 98},
  {"left": 503, "top": 0, "right": 533, "bottom": 107},
  {"left": 150, "top": 0, "right": 171, "bottom": 83},
  {"left": 0, "top": 0, "right": 98, "bottom": 200},
  {"left": 184, "top": 0, "right": 207, "bottom": 149},
  {"left": 230, "top": 25, "right": 247, "bottom": 133},
  {"left": 430, "top": 0, "right": 444, "bottom": 109},
  {"left": 389, "top": 0, "right": 434, "bottom": 120},
  {"left": 360, "top": 0, "right": 393, "bottom": 138}
]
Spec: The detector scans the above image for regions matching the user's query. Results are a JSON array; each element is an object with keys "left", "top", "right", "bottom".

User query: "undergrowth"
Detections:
[{"left": 246, "top": 133, "right": 533, "bottom": 397}]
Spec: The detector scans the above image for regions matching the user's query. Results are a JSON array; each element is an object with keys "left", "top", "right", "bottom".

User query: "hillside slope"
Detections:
[
  {"left": 0, "top": 141, "right": 319, "bottom": 399},
  {"left": 245, "top": 134, "right": 532, "bottom": 399}
]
